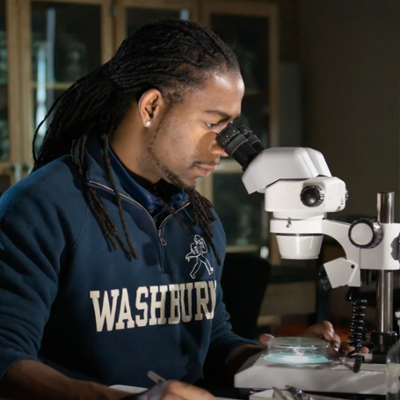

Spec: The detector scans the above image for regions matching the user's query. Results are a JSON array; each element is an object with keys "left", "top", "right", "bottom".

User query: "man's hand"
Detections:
[
  {"left": 258, "top": 321, "right": 369, "bottom": 356},
  {"left": 300, "top": 320, "right": 369, "bottom": 355},
  {"left": 300, "top": 320, "right": 342, "bottom": 352},
  {"left": 128, "top": 381, "right": 215, "bottom": 400}
]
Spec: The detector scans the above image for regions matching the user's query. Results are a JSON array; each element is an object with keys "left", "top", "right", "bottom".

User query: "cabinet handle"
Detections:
[
  {"left": 12, "top": 163, "right": 22, "bottom": 183},
  {"left": 23, "top": 163, "right": 33, "bottom": 176}
]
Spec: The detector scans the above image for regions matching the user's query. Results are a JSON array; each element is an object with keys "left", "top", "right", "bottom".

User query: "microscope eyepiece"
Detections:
[
  {"left": 216, "top": 124, "right": 263, "bottom": 170},
  {"left": 237, "top": 125, "right": 264, "bottom": 153}
]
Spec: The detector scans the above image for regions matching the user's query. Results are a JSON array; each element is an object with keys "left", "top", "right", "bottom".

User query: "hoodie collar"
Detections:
[{"left": 85, "top": 135, "right": 188, "bottom": 214}]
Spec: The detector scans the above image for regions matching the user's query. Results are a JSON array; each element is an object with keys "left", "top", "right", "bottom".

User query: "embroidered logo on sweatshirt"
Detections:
[
  {"left": 185, "top": 235, "right": 213, "bottom": 279},
  {"left": 89, "top": 280, "right": 217, "bottom": 331}
]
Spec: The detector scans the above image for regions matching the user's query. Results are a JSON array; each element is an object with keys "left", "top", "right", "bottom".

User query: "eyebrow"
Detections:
[
  {"left": 204, "top": 110, "right": 233, "bottom": 120},
  {"left": 205, "top": 110, "right": 240, "bottom": 120}
]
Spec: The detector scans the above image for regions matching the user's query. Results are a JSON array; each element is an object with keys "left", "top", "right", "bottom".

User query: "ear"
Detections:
[{"left": 137, "top": 89, "right": 166, "bottom": 128}]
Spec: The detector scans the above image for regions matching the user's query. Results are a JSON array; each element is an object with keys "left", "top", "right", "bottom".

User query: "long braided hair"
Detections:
[{"left": 33, "top": 19, "right": 240, "bottom": 264}]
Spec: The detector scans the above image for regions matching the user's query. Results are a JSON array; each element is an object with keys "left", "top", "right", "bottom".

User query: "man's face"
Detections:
[{"left": 143, "top": 71, "right": 245, "bottom": 188}]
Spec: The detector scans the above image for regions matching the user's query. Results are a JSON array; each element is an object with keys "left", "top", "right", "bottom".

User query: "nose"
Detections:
[{"left": 211, "top": 141, "right": 228, "bottom": 157}]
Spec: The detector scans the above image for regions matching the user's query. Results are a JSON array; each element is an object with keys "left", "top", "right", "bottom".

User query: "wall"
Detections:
[
  {"left": 268, "top": 0, "right": 304, "bottom": 147},
  {"left": 301, "top": 0, "right": 400, "bottom": 219}
]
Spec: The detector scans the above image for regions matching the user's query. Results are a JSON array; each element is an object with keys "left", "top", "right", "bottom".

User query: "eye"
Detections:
[
  {"left": 205, "top": 122, "right": 220, "bottom": 129},
  {"left": 205, "top": 121, "right": 235, "bottom": 130}
]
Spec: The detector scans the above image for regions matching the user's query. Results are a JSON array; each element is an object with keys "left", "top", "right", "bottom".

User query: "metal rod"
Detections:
[
  {"left": 376, "top": 192, "right": 394, "bottom": 332},
  {"left": 377, "top": 271, "right": 393, "bottom": 332},
  {"left": 377, "top": 192, "right": 394, "bottom": 223}
]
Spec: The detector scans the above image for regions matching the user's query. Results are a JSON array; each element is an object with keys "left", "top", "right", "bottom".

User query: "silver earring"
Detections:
[{"left": 145, "top": 121, "right": 151, "bottom": 127}]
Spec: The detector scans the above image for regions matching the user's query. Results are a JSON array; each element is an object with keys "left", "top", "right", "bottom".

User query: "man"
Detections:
[{"left": 0, "top": 20, "right": 345, "bottom": 400}]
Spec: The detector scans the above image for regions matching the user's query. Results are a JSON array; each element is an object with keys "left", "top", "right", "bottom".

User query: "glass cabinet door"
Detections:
[
  {"left": 212, "top": 14, "right": 270, "bottom": 146},
  {"left": 20, "top": 0, "right": 112, "bottom": 171},
  {"left": 0, "top": 0, "right": 9, "bottom": 164},
  {"left": 0, "top": 0, "right": 22, "bottom": 190},
  {"left": 115, "top": 0, "right": 198, "bottom": 46},
  {"left": 202, "top": 1, "right": 278, "bottom": 148},
  {"left": 212, "top": 173, "right": 267, "bottom": 251},
  {"left": 201, "top": 1, "right": 279, "bottom": 256}
]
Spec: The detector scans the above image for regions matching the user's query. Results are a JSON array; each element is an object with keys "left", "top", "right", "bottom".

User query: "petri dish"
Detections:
[{"left": 264, "top": 337, "right": 330, "bottom": 365}]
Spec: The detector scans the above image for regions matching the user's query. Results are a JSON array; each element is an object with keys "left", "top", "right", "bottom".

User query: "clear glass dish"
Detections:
[{"left": 264, "top": 336, "right": 330, "bottom": 365}]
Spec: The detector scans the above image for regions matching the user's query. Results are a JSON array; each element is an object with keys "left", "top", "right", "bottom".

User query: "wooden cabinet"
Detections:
[
  {"left": 114, "top": 0, "right": 198, "bottom": 48},
  {"left": 2, "top": 0, "right": 278, "bottom": 258},
  {"left": 199, "top": 0, "right": 279, "bottom": 256},
  {"left": 18, "top": 0, "right": 113, "bottom": 176},
  {"left": 0, "top": 0, "right": 22, "bottom": 189}
]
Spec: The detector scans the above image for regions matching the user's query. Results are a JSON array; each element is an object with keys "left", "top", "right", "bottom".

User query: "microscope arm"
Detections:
[
  {"left": 271, "top": 216, "right": 400, "bottom": 288},
  {"left": 321, "top": 219, "right": 400, "bottom": 288},
  {"left": 320, "top": 220, "right": 362, "bottom": 288},
  {"left": 271, "top": 218, "right": 361, "bottom": 288}
]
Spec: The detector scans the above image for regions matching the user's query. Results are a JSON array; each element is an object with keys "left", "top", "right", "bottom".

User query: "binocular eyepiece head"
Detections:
[{"left": 216, "top": 124, "right": 264, "bottom": 169}]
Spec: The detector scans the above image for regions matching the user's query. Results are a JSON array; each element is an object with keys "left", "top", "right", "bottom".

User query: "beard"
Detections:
[
  {"left": 161, "top": 165, "right": 194, "bottom": 190},
  {"left": 145, "top": 117, "right": 216, "bottom": 237},
  {"left": 146, "top": 116, "right": 197, "bottom": 190}
]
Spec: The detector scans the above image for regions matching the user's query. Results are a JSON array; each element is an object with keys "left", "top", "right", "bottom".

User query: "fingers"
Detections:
[
  {"left": 300, "top": 321, "right": 343, "bottom": 356},
  {"left": 340, "top": 343, "right": 369, "bottom": 355},
  {"left": 259, "top": 333, "right": 275, "bottom": 348},
  {"left": 135, "top": 380, "right": 215, "bottom": 400},
  {"left": 340, "top": 340, "right": 350, "bottom": 353},
  {"left": 166, "top": 381, "right": 215, "bottom": 400},
  {"left": 135, "top": 380, "right": 214, "bottom": 400},
  {"left": 320, "top": 321, "right": 335, "bottom": 342},
  {"left": 327, "top": 339, "right": 341, "bottom": 356},
  {"left": 301, "top": 320, "right": 335, "bottom": 341},
  {"left": 331, "top": 333, "right": 341, "bottom": 350},
  {"left": 360, "top": 346, "right": 369, "bottom": 354}
]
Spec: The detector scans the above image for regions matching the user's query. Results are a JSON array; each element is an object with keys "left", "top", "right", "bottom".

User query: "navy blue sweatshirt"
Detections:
[{"left": 0, "top": 137, "right": 254, "bottom": 388}]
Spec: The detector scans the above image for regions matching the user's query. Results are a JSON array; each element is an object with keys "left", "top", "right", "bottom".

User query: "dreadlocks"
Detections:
[{"left": 33, "top": 19, "right": 240, "bottom": 265}]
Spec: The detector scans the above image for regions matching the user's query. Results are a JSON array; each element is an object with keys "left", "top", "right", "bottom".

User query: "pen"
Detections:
[{"left": 147, "top": 370, "right": 166, "bottom": 385}]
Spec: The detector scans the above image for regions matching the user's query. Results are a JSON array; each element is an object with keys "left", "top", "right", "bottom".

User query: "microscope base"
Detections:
[{"left": 234, "top": 353, "right": 387, "bottom": 394}]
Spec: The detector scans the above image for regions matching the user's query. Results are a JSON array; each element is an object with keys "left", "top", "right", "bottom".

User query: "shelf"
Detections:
[
  {"left": 31, "top": 82, "right": 73, "bottom": 90},
  {"left": 226, "top": 244, "right": 259, "bottom": 253}
]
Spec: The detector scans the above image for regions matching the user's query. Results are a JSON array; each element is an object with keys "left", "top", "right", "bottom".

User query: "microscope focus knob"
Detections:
[
  {"left": 348, "top": 218, "right": 383, "bottom": 249},
  {"left": 300, "top": 185, "right": 325, "bottom": 207}
]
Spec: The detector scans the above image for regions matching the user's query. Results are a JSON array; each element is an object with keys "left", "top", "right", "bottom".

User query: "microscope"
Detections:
[{"left": 215, "top": 125, "right": 400, "bottom": 395}]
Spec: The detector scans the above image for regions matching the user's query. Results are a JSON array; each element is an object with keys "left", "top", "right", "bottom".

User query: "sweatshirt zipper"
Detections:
[
  {"left": 157, "top": 213, "right": 181, "bottom": 245},
  {"left": 88, "top": 180, "right": 189, "bottom": 246}
]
